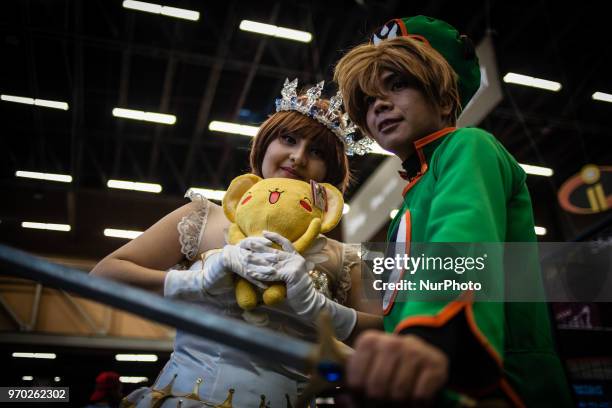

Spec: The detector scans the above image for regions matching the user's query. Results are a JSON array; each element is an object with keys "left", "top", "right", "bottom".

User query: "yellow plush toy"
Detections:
[{"left": 222, "top": 174, "right": 344, "bottom": 310}]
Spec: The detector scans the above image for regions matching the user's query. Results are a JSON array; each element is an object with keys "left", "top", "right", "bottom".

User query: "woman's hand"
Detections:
[
  {"left": 242, "top": 231, "right": 357, "bottom": 340},
  {"left": 163, "top": 238, "right": 277, "bottom": 300},
  {"left": 239, "top": 231, "right": 309, "bottom": 287},
  {"left": 164, "top": 251, "right": 232, "bottom": 300},
  {"left": 223, "top": 237, "right": 279, "bottom": 288}
]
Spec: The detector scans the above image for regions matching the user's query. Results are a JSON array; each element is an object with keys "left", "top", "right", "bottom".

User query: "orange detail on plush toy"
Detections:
[
  {"left": 241, "top": 195, "right": 252, "bottom": 205},
  {"left": 300, "top": 199, "right": 312, "bottom": 212}
]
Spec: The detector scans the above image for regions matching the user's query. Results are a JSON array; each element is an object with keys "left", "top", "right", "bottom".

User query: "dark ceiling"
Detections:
[{"left": 1, "top": 0, "right": 611, "bottom": 260}]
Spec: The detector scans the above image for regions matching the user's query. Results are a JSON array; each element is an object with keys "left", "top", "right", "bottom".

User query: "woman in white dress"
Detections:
[{"left": 90, "top": 82, "right": 381, "bottom": 408}]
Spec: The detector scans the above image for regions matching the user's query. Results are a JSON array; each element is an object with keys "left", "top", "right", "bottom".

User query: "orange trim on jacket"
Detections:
[
  {"left": 500, "top": 379, "right": 527, "bottom": 408},
  {"left": 393, "top": 294, "right": 526, "bottom": 408},
  {"left": 414, "top": 126, "right": 456, "bottom": 149},
  {"left": 402, "top": 127, "right": 456, "bottom": 196},
  {"left": 392, "top": 291, "right": 473, "bottom": 334}
]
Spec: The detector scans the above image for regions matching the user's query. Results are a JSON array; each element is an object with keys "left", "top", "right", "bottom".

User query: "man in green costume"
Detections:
[{"left": 334, "top": 16, "right": 572, "bottom": 407}]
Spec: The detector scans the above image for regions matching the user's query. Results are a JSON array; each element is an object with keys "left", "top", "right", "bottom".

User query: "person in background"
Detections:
[{"left": 83, "top": 371, "right": 123, "bottom": 408}]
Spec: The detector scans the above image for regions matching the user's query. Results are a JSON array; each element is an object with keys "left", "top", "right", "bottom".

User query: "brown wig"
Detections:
[
  {"left": 249, "top": 99, "right": 351, "bottom": 193},
  {"left": 334, "top": 37, "right": 461, "bottom": 135}
]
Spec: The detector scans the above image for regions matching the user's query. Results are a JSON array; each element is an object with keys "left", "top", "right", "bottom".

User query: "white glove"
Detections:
[
  {"left": 223, "top": 238, "right": 278, "bottom": 288},
  {"left": 242, "top": 231, "right": 357, "bottom": 341},
  {"left": 164, "top": 238, "right": 277, "bottom": 300},
  {"left": 164, "top": 251, "right": 230, "bottom": 300}
]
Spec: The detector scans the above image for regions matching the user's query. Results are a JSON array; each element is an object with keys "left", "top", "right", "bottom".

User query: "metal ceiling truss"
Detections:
[{"left": 182, "top": 0, "right": 237, "bottom": 185}]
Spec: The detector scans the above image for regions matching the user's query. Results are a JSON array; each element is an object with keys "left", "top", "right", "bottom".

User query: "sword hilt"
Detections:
[
  {"left": 296, "top": 311, "right": 349, "bottom": 408},
  {"left": 296, "top": 312, "right": 484, "bottom": 408}
]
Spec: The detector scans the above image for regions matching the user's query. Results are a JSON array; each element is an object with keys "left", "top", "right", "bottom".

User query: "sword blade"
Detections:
[{"left": 0, "top": 244, "right": 314, "bottom": 370}]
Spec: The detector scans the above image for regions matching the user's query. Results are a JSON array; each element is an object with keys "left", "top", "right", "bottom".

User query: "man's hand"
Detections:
[{"left": 345, "top": 331, "right": 449, "bottom": 404}]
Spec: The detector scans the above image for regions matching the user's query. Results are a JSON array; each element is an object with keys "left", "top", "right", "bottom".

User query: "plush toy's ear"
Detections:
[
  {"left": 223, "top": 174, "right": 262, "bottom": 222},
  {"left": 319, "top": 183, "right": 344, "bottom": 233}
]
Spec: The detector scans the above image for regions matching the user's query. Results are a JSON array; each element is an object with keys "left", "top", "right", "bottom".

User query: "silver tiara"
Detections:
[{"left": 275, "top": 78, "right": 373, "bottom": 156}]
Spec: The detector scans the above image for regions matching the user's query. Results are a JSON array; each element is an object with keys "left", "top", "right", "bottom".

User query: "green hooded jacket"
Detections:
[{"left": 383, "top": 126, "right": 573, "bottom": 407}]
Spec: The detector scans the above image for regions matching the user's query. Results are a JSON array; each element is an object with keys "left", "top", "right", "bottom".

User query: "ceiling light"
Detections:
[
  {"left": 1, "top": 94, "right": 69, "bottom": 110},
  {"left": 519, "top": 164, "right": 554, "bottom": 177},
  {"left": 54, "top": 377, "right": 61, "bottom": 382},
  {"left": 115, "top": 354, "right": 158, "bottom": 362},
  {"left": 188, "top": 188, "right": 225, "bottom": 201},
  {"left": 592, "top": 92, "right": 612, "bottom": 103},
  {"left": 13, "top": 352, "right": 57, "bottom": 359},
  {"left": 21, "top": 222, "right": 71, "bottom": 232},
  {"left": 1, "top": 94, "right": 32, "bottom": 104},
  {"left": 107, "top": 179, "right": 162, "bottom": 193},
  {"left": 119, "top": 376, "right": 148, "bottom": 384},
  {"left": 502, "top": 73, "right": 561, "bottom": 92},
  {"left": 112, "top": 107, "right": 176, "bottom": 125},
  {"left": 161, "top": 6, "right": 199, "bottom": 20},
  {"left": 123, "top": 0, "right": 159, "bottom": 13},
  {"left": 34, "top": 99, "right": 69, "bottom": 110},
  {"left": 22, "top": 376, "right": 34, "bottom": 381},
  {"left": 122, "top": 1, "right": 199, "bottom": 21},
  {"left": 208, "top": 121, "right": 259, "bottom": 137},
  {"left": 534, "top": 226, "right": 547, "bottom": 236},
  {"left": 104, "top": 229, "right": 143, "bottom": 240},
  {"left": 239, "top": 20, "right": 312, "bottom": 43},
  {"left": 16, "top": 170, "right": 72, "bottom": 183}
]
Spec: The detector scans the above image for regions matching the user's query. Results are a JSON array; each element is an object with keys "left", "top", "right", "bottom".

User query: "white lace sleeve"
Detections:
[
  {"left": 336, "top": 243, "right": 359, "bottom": 305},
  {"left": 177, "top": 190, "right": 210, "bottom": 261}
]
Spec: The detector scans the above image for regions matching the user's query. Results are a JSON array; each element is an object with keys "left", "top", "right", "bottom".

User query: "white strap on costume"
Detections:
[{"left": 382, "top": 212, "right": 408, "bottom": 311}]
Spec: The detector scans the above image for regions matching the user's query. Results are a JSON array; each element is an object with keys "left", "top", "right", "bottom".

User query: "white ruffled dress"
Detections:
[{"left": 122, "top": 192, "right": 359, "bottom": 408}]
